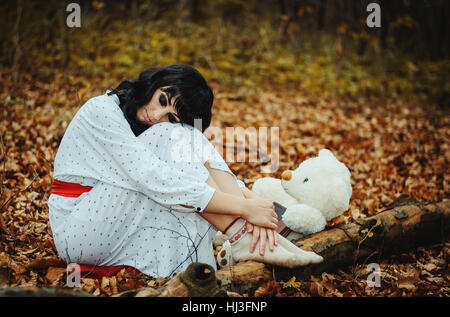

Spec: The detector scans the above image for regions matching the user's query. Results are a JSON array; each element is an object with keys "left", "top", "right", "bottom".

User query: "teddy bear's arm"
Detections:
[
  {"left": 282, "top": 204, "right": 327, "bottom": 235},
  {"left": 251, "top": 177, "right": 298, "bottom": 207}
]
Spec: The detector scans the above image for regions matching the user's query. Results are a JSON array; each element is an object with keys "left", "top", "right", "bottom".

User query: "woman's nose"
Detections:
[{"left": 153, "top": 108, "right": 169, "bottom": 121}]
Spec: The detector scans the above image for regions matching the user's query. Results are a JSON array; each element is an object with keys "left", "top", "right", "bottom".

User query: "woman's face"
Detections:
[{"left": 136, "top": 87, "right": 181, "bottom": 125}]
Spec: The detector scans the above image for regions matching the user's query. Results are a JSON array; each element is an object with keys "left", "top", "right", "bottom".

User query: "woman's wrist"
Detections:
[
  {"left": 240, "top": 187, "right": 250, "bottom": 198},
  {"left": 241, "top": 187, "right": 260, "bottom": 200},
  {"left": 237, "top": 197, "right": 249, "bottom": 220},
  {"left": 204, "top": 190, "right": 248, "bottom": 219}
]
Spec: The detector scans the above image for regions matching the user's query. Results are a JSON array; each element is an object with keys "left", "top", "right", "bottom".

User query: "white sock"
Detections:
[
  {"left": 219, "top": 218, "right": 323, "bottom": 268},
  {"left": 275, "top": 233, "right": 323, "bottom": 264}
]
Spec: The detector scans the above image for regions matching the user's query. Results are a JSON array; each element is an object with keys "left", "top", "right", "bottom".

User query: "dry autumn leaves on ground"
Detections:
[
  {"left": 0, "top": 0, "right": 449, "bottom": 298},
  {"left": 1, "top": 72, "right": 448, "bottom": 297}
]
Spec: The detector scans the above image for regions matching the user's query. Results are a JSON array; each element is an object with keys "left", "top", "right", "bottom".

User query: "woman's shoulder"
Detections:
[
  {"left": 63, "top": 92, "right": 127, "bottom": 132},
  {"left": 82, "top": 92, "right": 119, "bottom": 110},
  {"left": 79, "top": 92, "right": 122, "bottom": 118}
]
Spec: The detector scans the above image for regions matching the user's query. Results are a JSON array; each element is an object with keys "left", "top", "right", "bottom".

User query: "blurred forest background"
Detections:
[
  {"left": 0, "top": 1, "right": 449, "bottom": 297},
  {"left": 1, "top": 0, "right": 449, "bottom": 103}
]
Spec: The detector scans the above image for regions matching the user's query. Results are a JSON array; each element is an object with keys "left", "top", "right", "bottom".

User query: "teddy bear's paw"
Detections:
[{"left": 282, "top": 204, "right": 327, "bottom": 235}]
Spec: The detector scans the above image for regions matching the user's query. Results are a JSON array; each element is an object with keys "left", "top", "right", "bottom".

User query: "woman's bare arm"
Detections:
[{"left": 203, "top": 190, "right": 278, "bottom": 230}]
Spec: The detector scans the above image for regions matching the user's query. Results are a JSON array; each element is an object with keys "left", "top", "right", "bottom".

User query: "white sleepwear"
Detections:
[{"left": 47, "top": 92, "right": 243, "bottom": 278}]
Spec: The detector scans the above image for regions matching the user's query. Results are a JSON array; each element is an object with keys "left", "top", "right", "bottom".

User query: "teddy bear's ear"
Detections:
[{"left": 318, "top": 149, "right": 337, "bottom": 160}]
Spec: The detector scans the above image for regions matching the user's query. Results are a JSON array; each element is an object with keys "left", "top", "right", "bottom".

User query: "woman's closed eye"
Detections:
[
  {"left": 159, "top": 90, "right": 180, "bottom": 123},
  {"left": 159, "top": 94, "right": 167, "bottom": 107}
]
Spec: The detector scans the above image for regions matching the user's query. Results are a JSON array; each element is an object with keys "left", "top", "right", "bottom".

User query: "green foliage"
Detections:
[{"left": 1, "top": 1, "right": 448, "bottom": 105}]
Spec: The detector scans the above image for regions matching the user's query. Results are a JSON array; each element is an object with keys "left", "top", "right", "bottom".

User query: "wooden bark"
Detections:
[{"left": 215, "top": 200, "right": 450, "bottom": 294}]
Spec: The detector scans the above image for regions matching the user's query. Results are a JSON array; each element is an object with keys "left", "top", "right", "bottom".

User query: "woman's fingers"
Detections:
[
  {"left": 246, "top": 222, "right": 279, "bottom": 255},
  {"left": 268, "top": 205, "right": 278, "bottom": 229},
  {"left": 270, "top": 203, "right": 278, "bottom": 227},
  {"left": 271, "top": 216, "right": 278, "bottom": 229},
  {"left": 267, "top": 228, "right": 274, "bottom": 252},
  {"left": 250, "top": 225, "right": 260, "bottom": 253},
  {"left": 259, "top": 227, "right": 267, "bottom": 256},
  {"left": 273, "top": 229, "right": 278, "bottom": 246},
  {"left": 267, "top": 221, "right": 277, "bottom": 230}
]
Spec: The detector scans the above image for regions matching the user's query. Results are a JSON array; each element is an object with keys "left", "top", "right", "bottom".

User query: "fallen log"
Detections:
[{"left": 215, "top": 199, "right": 450, "bottom": 295}]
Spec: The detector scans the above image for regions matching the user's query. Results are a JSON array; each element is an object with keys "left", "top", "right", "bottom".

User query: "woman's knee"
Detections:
[
  {"left": 137, "top": 123, "right": 190, "bottom": 162},
  {"left": 137, "top": 122, "right": 182, "bottom": 147},
  {"left": 139, "top": 122, "right": 217, "bottom": 165}
]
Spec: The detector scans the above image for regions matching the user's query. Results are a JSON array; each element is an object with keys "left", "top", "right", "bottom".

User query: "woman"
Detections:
[{"left": 47, "top": 64, "right": 322, "bottom": 278}]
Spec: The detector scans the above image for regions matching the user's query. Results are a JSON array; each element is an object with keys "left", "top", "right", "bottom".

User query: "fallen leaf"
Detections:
[
  {"left": 45, "top": 267, "right": 66, "bottom": 284},
  {"left": 397, "top": 277, "right": 417, "bottom": 291},
  {"left": 0, "top": 269, "right": 9, "bottom": 288},
  {"left": 423, "top": 263, "right": 437, "bottom": 272},
  {"left": 81, "top": 278, "right": 97, "bottom": 293},
  {"left": 254, "top": 280, "right": 282, "bottom": 297},
  {"left": 308, "top": 281, "right": 325, "bottom": 296},
  {"left": 280, "top": 276, "right": 301, "bottom": 290}
]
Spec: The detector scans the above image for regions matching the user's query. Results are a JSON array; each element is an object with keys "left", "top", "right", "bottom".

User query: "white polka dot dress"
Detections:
[{"left": 47, "top": 92, "right": 243, "bottom": 278}]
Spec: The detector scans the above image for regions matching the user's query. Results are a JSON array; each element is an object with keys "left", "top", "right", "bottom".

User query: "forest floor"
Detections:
[{"left": 0, "top": 69, "right": 448, "bottom": 296}]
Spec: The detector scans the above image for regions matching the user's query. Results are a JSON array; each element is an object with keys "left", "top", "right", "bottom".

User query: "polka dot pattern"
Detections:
[{"left": 48, "top": 92, "right": 243, "bottom": 278}]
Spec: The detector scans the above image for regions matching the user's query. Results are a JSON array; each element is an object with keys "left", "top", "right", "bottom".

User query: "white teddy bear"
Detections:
[{"left": 251, "top": 149, "right": 352, "bottom": 236}]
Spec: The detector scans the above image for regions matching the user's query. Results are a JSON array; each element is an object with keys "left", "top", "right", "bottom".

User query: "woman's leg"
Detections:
[
  {"left": 201, "top": 164, "right": 323, "bottom": 268},
  {"left": 202, "top": 163, "right": 277, "bottom": 253},
  {"left": 136, "top": 123, "right": 322, "bottom": 268}
]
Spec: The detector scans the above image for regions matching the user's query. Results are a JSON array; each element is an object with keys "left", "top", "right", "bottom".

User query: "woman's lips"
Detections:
[{"left": 144, "top": 109, "right": 153, "bottom": 125}]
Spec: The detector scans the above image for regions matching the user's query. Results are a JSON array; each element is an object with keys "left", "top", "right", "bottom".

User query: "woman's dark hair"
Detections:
[{"left": 108, "top": 64, "right": 214, "bottom": 136}]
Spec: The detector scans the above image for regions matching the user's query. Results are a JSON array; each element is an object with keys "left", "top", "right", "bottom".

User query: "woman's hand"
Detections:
[
  {"left": 240, "top": 187, "right": 278, "bottom": 230},
  {"left": 240, "top": 187, "right": 262, "bottom": 200},
  {"left": 241, "top": 198, "right": 278, "bottom": 230},
  {"left": 246, "top": 223, "right": 278, "bottom": 255},
  {"left": 240, "top": 187, "right": 279, "bottom": 254}
]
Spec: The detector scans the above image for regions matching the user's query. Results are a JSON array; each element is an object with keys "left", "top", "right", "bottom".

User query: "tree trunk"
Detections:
[
  {"left": 215, "top": 200, "right": 450, "bottom": 295},
  {"left": 317, "top": 0, "right": 326, "bottom": 31}
]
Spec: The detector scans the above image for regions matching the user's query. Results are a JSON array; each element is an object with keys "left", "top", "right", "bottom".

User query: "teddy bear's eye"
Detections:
[{"left": 303, "top": 178, "right": 309, "bottom": 183}]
